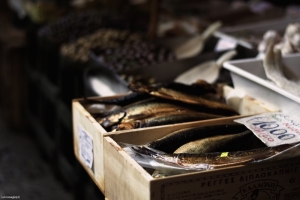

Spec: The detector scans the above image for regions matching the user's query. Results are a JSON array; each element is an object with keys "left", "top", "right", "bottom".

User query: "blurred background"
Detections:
[{"left": 0, "top": 0, "right": 300, "bottom": 199}]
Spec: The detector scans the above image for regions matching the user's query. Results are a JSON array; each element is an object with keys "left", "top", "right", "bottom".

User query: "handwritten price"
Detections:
[
  {"left": 235, "top": 112, "right": 300, "bottom": 147},
  {"left": 251, "top": 121, "right": 295, "bottom": 141}
]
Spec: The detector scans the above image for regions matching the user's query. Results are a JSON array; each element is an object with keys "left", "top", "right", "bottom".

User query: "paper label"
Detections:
[
  {"left": 215, "top": 38, "right": 237, "bottom": 52},
  {"left": 234, "top": 112, "right": 300, "bottom": 147},
  {"left": 78, "top": 125, "right": 94, "bottom": 169}
]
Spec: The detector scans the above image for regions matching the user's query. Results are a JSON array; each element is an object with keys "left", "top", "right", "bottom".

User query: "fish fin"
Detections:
[{"left": 131, "top": 146, "right": 167, "bottom": 156}]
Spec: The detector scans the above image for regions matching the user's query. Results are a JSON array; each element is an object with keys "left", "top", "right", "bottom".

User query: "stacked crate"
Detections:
[{"left": 25, "top": 9, "right": 148, "bottom": 199}]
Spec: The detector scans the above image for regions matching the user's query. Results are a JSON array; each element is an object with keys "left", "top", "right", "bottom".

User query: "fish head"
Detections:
[
  {"left": 116, "top": 121, "right": 141, "bottom": 130},
  {"left": 101, "top": 111, "right": 126, "bottom": 128}
]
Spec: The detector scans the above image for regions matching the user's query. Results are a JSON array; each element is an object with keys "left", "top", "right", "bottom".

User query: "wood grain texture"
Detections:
[
  {"left": 73, "top": 100, "right": 107, "bottom": 193},
  {"left": 104, "top": 136, "right": 152, "bottom": 200}
]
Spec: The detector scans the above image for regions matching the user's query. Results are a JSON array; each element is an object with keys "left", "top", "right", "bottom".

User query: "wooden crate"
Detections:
[
  {"left": 72, "top": 93, "right": 276, "bottom": 195},
  {"left": 73, "top": 98, "right": 107, "bottom": 193},
  {"left": 73, "top": 95, "right": 133, "bottom": 193},
  {"left": 103, "top": 117, "right": 300, "bottom": 200}
]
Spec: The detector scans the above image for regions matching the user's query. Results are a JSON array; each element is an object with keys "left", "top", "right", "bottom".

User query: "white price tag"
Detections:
[
  {"left": 215, "top": 38, "right": 237, "bottom": 52},
  {"left": 78, "top": 126, "right": 94, "bottom": 169},
  {"left": 235, "top": 112, "right": 300, "bottom": 147}
]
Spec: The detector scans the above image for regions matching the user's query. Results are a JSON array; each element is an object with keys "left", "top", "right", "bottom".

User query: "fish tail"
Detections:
[
  {"left": 131, "top": 146, "right": 167, "bottom": 157},
  {"left": 131, "top": 146, "right": 157, "bottom": 157}
]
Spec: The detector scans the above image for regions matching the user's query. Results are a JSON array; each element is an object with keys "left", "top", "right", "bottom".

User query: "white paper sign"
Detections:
[
  {"left": 78, "top": 125, "right": 94, "bottom": 169},
  {"left": 234, "top": 112, "right": 300, "bottom": 147},
  {"left": 215, "top": 38, "right": 237, "bottom": 52}
]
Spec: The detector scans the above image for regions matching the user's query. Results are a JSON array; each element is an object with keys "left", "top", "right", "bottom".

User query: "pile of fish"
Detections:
[
  {"left": 84, "top": 80, "right": 239, "bottom": 132},
  {"left": 93, "top": 41, "right": 176, "bottom": 72},
  {"left": 61, "top": 29, "right": 143, "bottom": 62},
  {"left": 128, "top": 123, "right": 296, "bottom": 178},
  {"left": 258, "top": 23, "right": 300, "bottom": 54}
]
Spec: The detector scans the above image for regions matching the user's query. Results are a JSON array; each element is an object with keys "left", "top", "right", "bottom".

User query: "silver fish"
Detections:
[
  {"left": 132, "top": 144, "right": 293, "bottom": 170},
  {"left": 116, "top": 111, "right": 223, "bottom": 130},
  {"left": 98, "top": 98, "right": 190, "bottom": 128}
]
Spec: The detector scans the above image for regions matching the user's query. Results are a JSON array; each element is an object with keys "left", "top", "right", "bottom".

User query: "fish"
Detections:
[
  {"left": 166, "top": 81, "right": 225, "bottom": 103},
  {"left": 132, "top": 144, "right": 293, "bottom": 169},
  {"left": 151, "top": 128, "right": 264, "bottom": 178},
  {"left": 151, "top": 169, "right": 180, "bottom": 178},
  {"left": 121, "top": 99, "right": 192, "bottom": 122},
  {"left": 128, "top": 83, "right": 238, "bottom": 116},
  {"left": 152, "top": 170, "right": 168, "bottom": 178},
  {"left": 174, "top": 130, "right": 266, "bottom": 154},
  {"left": 98, "top": 98, "right": 192, "bottom": 129},
  {"left": 163, "top": 81, "right": 216, "bottom": 96},
  {"left": 82, "top": 92, "right": 151, "bottom": 107},
  {"left": 115, "top": 111, "right": 224, "bottom": 130},
  {"left": 148, "top": 123, "right": 248, "bottom": 153},
  {"left": 97, "top": 109, "right": 126, "bottom": 128},
  {"left": 84, "top": 104, "right": 122, "bottom": 116},
  {"left": 263, "top": 43, "right": 300, "bottom": 96}
]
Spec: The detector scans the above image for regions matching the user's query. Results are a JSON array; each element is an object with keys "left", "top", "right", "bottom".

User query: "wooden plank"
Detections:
[
  {"left": 72, "top": 95, "right": 128, "bottom": 195},
  {"left": 73, "top": 101, "right": 107, "bottom": 193},
  {"left": 104, "top": 137, "right": 152, "bottom": 200}
]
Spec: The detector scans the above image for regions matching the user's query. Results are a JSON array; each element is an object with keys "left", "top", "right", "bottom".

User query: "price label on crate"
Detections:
[
  {"left": 215, "top": 38, "right": 237, "bottom": 52},
  {"left": 235, "top": 112, "right": 300, "bottom": 147},
  {"left": 78, "top": 125, "right": 94, "bottom": 169}
]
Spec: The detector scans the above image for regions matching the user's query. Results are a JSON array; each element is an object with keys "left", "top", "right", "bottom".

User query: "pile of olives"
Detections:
[
  {"left": 60, "top": 29, "right": 143, "bottom": 62},
  {"left": 94, "top": 42, "right": 176, "bottom": 72}
]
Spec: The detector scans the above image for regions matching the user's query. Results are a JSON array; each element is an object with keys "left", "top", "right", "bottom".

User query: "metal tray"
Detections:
[{"left": 223, "top": 53, "right": 300, "bottom": 120}]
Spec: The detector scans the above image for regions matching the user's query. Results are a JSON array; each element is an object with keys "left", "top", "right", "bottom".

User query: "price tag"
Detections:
[
  {"left": 235, "top": 112, "right": 300, "bottom": 147},
  {"left": 78, "top": 125, "right": 94, "bottom": 169},
  {"left": 215, "top": 38, "right": 237, "bottom": 52}
]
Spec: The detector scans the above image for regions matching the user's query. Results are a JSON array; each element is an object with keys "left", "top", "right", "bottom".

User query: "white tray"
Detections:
[{"left": 223, "top": 53, "right": 300, "bottom": 120}]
